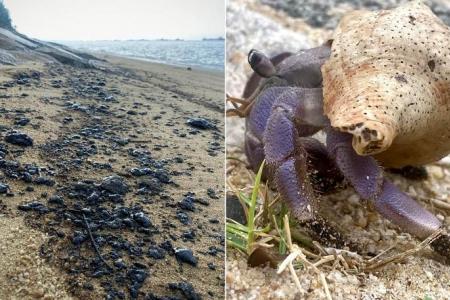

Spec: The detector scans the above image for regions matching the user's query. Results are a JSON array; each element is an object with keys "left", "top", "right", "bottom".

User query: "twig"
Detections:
[
  {"left": 367, "top": 244, "right": 396, "bottom": 263},
  {"left": 284, "top": 215, "right": 293, "bottom": 249},
  {"left": 299, "top": 247, "right": 321, "bottom": 259},
  {"left": 313, "top": 241, "right": 328, "bottom": 256},
  {"left": 320, "top": 273, "right": 332, "bottom": 300},
  {"left": 364, "top": 228, "right": 444, "bottom": 271},
  {"left": 83, "top": 213, "right": 113, "bottom": 270},
  {"left": 289, "top": 263, "right": 302, "bottom": 290},
  {"left": 313, "top": 255, "right": 336, "bottom": 268},
  {"left": 337, "top": 255, "right": 350, "bottom": 270},
  {"left": 429, "top": 197, "right": 450, "bottom": 211},
  {"left": 277, "top": 215, "right": 333, "bottom": 300}
]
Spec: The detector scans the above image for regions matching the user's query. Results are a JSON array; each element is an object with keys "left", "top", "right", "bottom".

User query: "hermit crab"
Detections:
[{"left": 227, "top": 1, "right": 450, "bottom": 259}]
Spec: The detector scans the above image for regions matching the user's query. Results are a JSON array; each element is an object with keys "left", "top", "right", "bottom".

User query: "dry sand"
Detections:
[{"left": 0, "top": 53, "right": 224, "bottom": 299}]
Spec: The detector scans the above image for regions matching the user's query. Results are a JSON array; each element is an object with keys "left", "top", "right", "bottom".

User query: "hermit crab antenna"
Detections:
[{"left": 248, "top": 49, "right": 276, "bottom": 78}]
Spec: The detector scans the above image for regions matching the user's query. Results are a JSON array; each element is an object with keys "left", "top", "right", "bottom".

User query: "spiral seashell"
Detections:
[{"left": 322, "top": 1, "right": 450, "bottom": 167}]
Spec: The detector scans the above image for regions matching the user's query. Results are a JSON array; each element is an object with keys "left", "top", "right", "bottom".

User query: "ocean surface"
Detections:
[{"left": 60, "top": 40, "right": 224, "bottom": 71}]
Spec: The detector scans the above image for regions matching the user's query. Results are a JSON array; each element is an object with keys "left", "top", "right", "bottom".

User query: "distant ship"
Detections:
[
  {"left": 202, "top": 37, "right": 224, "bottom": 41},
  {"left": 156, "top": 38, "right": 185, "bottom": 41}
]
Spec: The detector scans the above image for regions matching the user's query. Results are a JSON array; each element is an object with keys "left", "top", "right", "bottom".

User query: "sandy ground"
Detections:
[
  {"left": 226, "top": 0, "right": 450, "bottom": 299},
  {"left": 0, "top": 53, "right": 224, "bottom": 299}
]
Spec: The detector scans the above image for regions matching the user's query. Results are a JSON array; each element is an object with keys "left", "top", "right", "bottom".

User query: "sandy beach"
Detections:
[{"left": 0, "top": 51, "right": 224, "bottom": 299}]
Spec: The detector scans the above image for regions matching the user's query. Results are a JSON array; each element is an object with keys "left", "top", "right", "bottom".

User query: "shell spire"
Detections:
[{"left": 322, "top": 1, "right": 450, "bottom": 161}]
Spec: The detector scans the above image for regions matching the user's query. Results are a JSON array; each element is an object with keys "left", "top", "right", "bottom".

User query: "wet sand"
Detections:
[{"left": 0, "top": 53, "right": 224, "bottom": 299}]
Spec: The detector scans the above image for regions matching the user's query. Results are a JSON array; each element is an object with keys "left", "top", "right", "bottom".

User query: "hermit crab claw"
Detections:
[{"left": 248, "top": 49, "right": 276, "bottom": 78}]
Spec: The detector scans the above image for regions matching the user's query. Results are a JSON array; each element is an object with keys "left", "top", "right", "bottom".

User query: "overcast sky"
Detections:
[{"left": 3, "top": 0, "right": 225, "bottom": 41}]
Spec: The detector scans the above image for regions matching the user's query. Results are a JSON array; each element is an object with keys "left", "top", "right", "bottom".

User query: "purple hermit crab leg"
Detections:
[
  {"left": 246, "top": 87, "right": 293, "bottom": 141},
  {"left": 326, "top": 129, "right": 382, "bottom": 199},
  {"left": 326, "top": 128, "right": 450, "bottom": 258},
  {"left": 375, "top": 180, "right": 450, "bottom": 258},
  {"left": 263, "top": 88, "right": 328, "bottom": 220},
  {"left": 273, "top": 153, "right": 315, "bottom": 219},
  {"left": 268, "top": 135, "right": 346, "bottom": 247},
  {"left": 245, "top": 135, "right": 343, "bottom": 195},
  {"left": 375, "top": 179, "right": 441, "bottom": 238},
  {"left": 244, "top": 86, "right": 301, "bottom": 174},
  {"left": 273, "top": 136, "right": 347, "bottom": 248},
  {"left": 244, "top": 87, "right": 297, "bottom": 174}
]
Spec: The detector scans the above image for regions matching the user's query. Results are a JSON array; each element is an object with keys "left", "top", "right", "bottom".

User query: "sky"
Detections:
[{"left": 3, "top": 0, "right": 225, "bottom": 41}]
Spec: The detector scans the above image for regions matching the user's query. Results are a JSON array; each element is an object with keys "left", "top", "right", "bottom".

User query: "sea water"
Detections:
[{"left": 60, "top": 40, "right": 224, "bottom": 71}]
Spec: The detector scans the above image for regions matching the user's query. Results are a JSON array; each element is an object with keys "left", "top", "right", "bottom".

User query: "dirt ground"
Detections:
[
  {"left": 226, "top": 0, "right": 450, "bottom": 299},
  {"left": 0, "top": 53, "right": 224, "bottom": 299}
]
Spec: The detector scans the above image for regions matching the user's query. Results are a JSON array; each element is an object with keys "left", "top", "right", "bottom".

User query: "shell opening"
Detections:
[{"left": 337, "top": 120, "right": 395, "bottom": 156}]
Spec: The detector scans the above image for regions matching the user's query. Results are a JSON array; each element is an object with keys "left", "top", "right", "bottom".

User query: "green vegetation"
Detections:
[
  {"left": 0, "top": 0, "right": 12, "bottom": 30},
  {"left": 226, "top": 160, "right": 312, "bottom": 258},
  {"left": 226, "top": 160, "right": 267, "bottom": 254}
]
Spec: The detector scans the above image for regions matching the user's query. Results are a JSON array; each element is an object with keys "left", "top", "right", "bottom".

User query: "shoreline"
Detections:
[
  {"left": 99, "top": 51, "right": 224, "bottom": 75},
  {"left": 116, "top": 54, "right": 224, "bottom": 73},
  {"left": 66, "top": 47, "right": 224, "bottom": 73}
]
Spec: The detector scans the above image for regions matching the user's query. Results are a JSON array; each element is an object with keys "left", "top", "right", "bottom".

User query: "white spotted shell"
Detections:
[{"left": 322, "top": 1, "right": 450, "bottom": 167}]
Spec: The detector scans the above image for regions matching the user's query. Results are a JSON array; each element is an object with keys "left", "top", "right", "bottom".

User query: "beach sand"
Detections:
[{"left": 0, "top": 53, "right": 224, "bottom": 299}]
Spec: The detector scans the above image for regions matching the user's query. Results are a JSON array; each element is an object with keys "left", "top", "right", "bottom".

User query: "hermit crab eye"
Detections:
[{"left": 248, "top": 49, "right": 276, "bottom": 78}]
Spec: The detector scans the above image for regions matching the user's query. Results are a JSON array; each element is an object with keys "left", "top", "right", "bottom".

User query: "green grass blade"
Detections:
[
  {"left": 226, "top": 225, "right": 249, "bottom": 240},
  {"left": 226, "top": 231, "right": 247, "bottom": 252},
  {"left": 247, "top": 160, "right": 265, "bottom": 253},
  {"left": 226, "top": 221, "right": 249, "bottom": 233},
  {"left": 238, "top": 191, "right": 251, "bottom": 206},
  {"left": 278, "top": 218, "right": 287, "bottom": 255}
]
